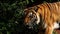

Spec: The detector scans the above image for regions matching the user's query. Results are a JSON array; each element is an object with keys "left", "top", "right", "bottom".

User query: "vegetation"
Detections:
[{"left": 0, "top": 0, "right": 60, "bottom": 34}]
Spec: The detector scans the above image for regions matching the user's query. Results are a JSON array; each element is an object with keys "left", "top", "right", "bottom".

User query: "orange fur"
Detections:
[{"left": 24, "top": 2, "right": 60, "bottom": 34}]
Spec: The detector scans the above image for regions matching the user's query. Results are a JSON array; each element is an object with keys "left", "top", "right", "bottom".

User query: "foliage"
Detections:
[
  {"left": 0, "top": 0, "right": 60, "bottom": 34},
  {"left": 53, "top": 30, "right": 58, "bottom": 34}
]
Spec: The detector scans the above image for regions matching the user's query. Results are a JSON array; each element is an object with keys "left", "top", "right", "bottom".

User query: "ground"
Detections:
[{"left": 55, "top": 29, "right": 60, "bottom": 34}]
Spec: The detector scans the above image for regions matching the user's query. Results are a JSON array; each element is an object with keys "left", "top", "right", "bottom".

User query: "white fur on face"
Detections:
[{"left": 36, "top": 13, "right": 40, "bottom": 24}]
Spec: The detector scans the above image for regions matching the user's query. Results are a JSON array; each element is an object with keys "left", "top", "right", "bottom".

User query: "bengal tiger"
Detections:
[{"left": 24, "top": 2, "right": 60, "bottom": 34}]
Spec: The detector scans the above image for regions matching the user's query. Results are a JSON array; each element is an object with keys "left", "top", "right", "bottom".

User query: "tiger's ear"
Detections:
[
  {"left": 34, "top": 6, "right": 38, "bottom": 11},
  {"left": 32, "top": 6, "right": 38, "bottom": 12},
  {"left": 24, "top": 9, "right": 29, "bottom": 15}
]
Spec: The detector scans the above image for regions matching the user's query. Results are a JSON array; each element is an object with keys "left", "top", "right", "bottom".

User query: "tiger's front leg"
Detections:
[
  {"left": 45, "top": 25, "right": 54, "bottom": 34},
  {"left": 45, "top": 22, "right": 54, "bottom": 34}
]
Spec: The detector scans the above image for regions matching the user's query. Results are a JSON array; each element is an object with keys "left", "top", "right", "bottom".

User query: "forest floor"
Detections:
[{"left": 55, "top": 29, "right": 60, "bottom": 34}]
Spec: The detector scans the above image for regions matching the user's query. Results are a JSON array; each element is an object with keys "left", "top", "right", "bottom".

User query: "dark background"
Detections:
[{"left": 0, "top": 0, "right": 60, "bottom": 34}]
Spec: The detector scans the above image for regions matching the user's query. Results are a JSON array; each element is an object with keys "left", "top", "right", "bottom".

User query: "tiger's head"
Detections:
[{"left": 24, "top": 8, "right": 40, "bottom": 29}]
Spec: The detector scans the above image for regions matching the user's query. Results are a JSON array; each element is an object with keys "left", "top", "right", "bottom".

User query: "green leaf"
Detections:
[
  {"left": 31, "top": 0, "right": 34, "bottom": 2},
  {"left": 0, "top": 32, "right": 2, "bottom": 34},
  {"left": 7, "top": 31, "right": 10, "bottom": 34},
  {"left": 26, "top": 0, "right": 29, "bottom": 4}
]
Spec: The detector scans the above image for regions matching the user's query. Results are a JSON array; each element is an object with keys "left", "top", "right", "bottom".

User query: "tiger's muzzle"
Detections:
[{"left": 26, "top": 16, "right": 38, "bottom": 29}]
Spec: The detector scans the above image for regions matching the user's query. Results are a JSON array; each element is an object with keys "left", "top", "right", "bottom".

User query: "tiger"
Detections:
[{"left": 23, "top": 2, "right": 60, "bottom": 34}]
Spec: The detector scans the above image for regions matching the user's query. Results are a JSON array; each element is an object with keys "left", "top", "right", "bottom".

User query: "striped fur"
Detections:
[{"left": 24, "top": 2, "right": 60, "bottom": 34}]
